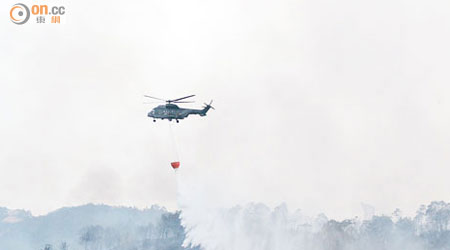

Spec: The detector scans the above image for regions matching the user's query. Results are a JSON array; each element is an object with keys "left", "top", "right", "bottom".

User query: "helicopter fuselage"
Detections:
[{"left": 148, "top": 104, "right": 210, "bottom": 121}]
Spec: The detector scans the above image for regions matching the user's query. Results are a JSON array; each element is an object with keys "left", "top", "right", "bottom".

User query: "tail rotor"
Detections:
[{"left": 203, "top": 100, "right": 215, "bottom": 110}]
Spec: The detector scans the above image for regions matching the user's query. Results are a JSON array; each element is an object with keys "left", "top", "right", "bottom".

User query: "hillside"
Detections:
[{"left": 0, "top": 204, "right": 197, "bottom": 250}]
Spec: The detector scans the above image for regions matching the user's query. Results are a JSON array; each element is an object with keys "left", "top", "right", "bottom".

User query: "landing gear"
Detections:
[
  {"left": 153, "top": 119, "right": 156, "bottom": 122},
  {"left": 176, "top": 120, "right": 179, "bottom": 123}
]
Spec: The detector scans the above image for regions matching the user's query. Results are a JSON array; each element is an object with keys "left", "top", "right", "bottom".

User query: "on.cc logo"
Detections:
[{"left": 10, "top": 3, "right": 30, "bottom": 25}]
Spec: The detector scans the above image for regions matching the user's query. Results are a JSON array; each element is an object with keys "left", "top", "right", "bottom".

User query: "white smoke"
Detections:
[
  {"left": 177, "top": 171, "right": 328, "bottom": 250},
  {"left": 176, "top": 169, "right": 448, "bottom": 250}
]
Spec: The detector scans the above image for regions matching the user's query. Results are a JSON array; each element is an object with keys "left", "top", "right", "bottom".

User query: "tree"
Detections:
[
  {"left": 79, "top": 225, "right": 104, "bottom": 250},
  {"left": 59, "top": 242, "right": 68, "bottom": 250},
  {"left": 42, "top": 244, "right": 53, "bottom": 250}
]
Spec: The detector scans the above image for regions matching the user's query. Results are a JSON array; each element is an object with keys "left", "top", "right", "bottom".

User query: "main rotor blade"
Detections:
[
  {"left": 144, "top": 95, "right": 166, "bottom": 101},
  {"left": 173, "top": 101, "right": 195, "bottom": 103},
  {"left": 170, "top": 95, "right": 195, "bottom": 102}
]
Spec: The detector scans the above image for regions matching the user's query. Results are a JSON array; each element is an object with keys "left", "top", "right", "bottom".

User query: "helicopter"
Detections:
[{"left": 145, "top": 94, "right": 214, "bottom": 122}]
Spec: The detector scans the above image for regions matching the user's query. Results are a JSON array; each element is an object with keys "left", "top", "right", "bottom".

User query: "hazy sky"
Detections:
[{"left": 1, "top": 0, "right": 450, "bottom": 219}]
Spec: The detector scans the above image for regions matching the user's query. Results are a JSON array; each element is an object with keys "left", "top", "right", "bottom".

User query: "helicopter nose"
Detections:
[{"left": 147, "top": 111, "right": 153, "bottom": 117}]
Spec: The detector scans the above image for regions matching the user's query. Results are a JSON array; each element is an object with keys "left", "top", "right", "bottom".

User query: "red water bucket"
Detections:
[{"left": 171, "top": 161, "right": 180, "bottom": 169}]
